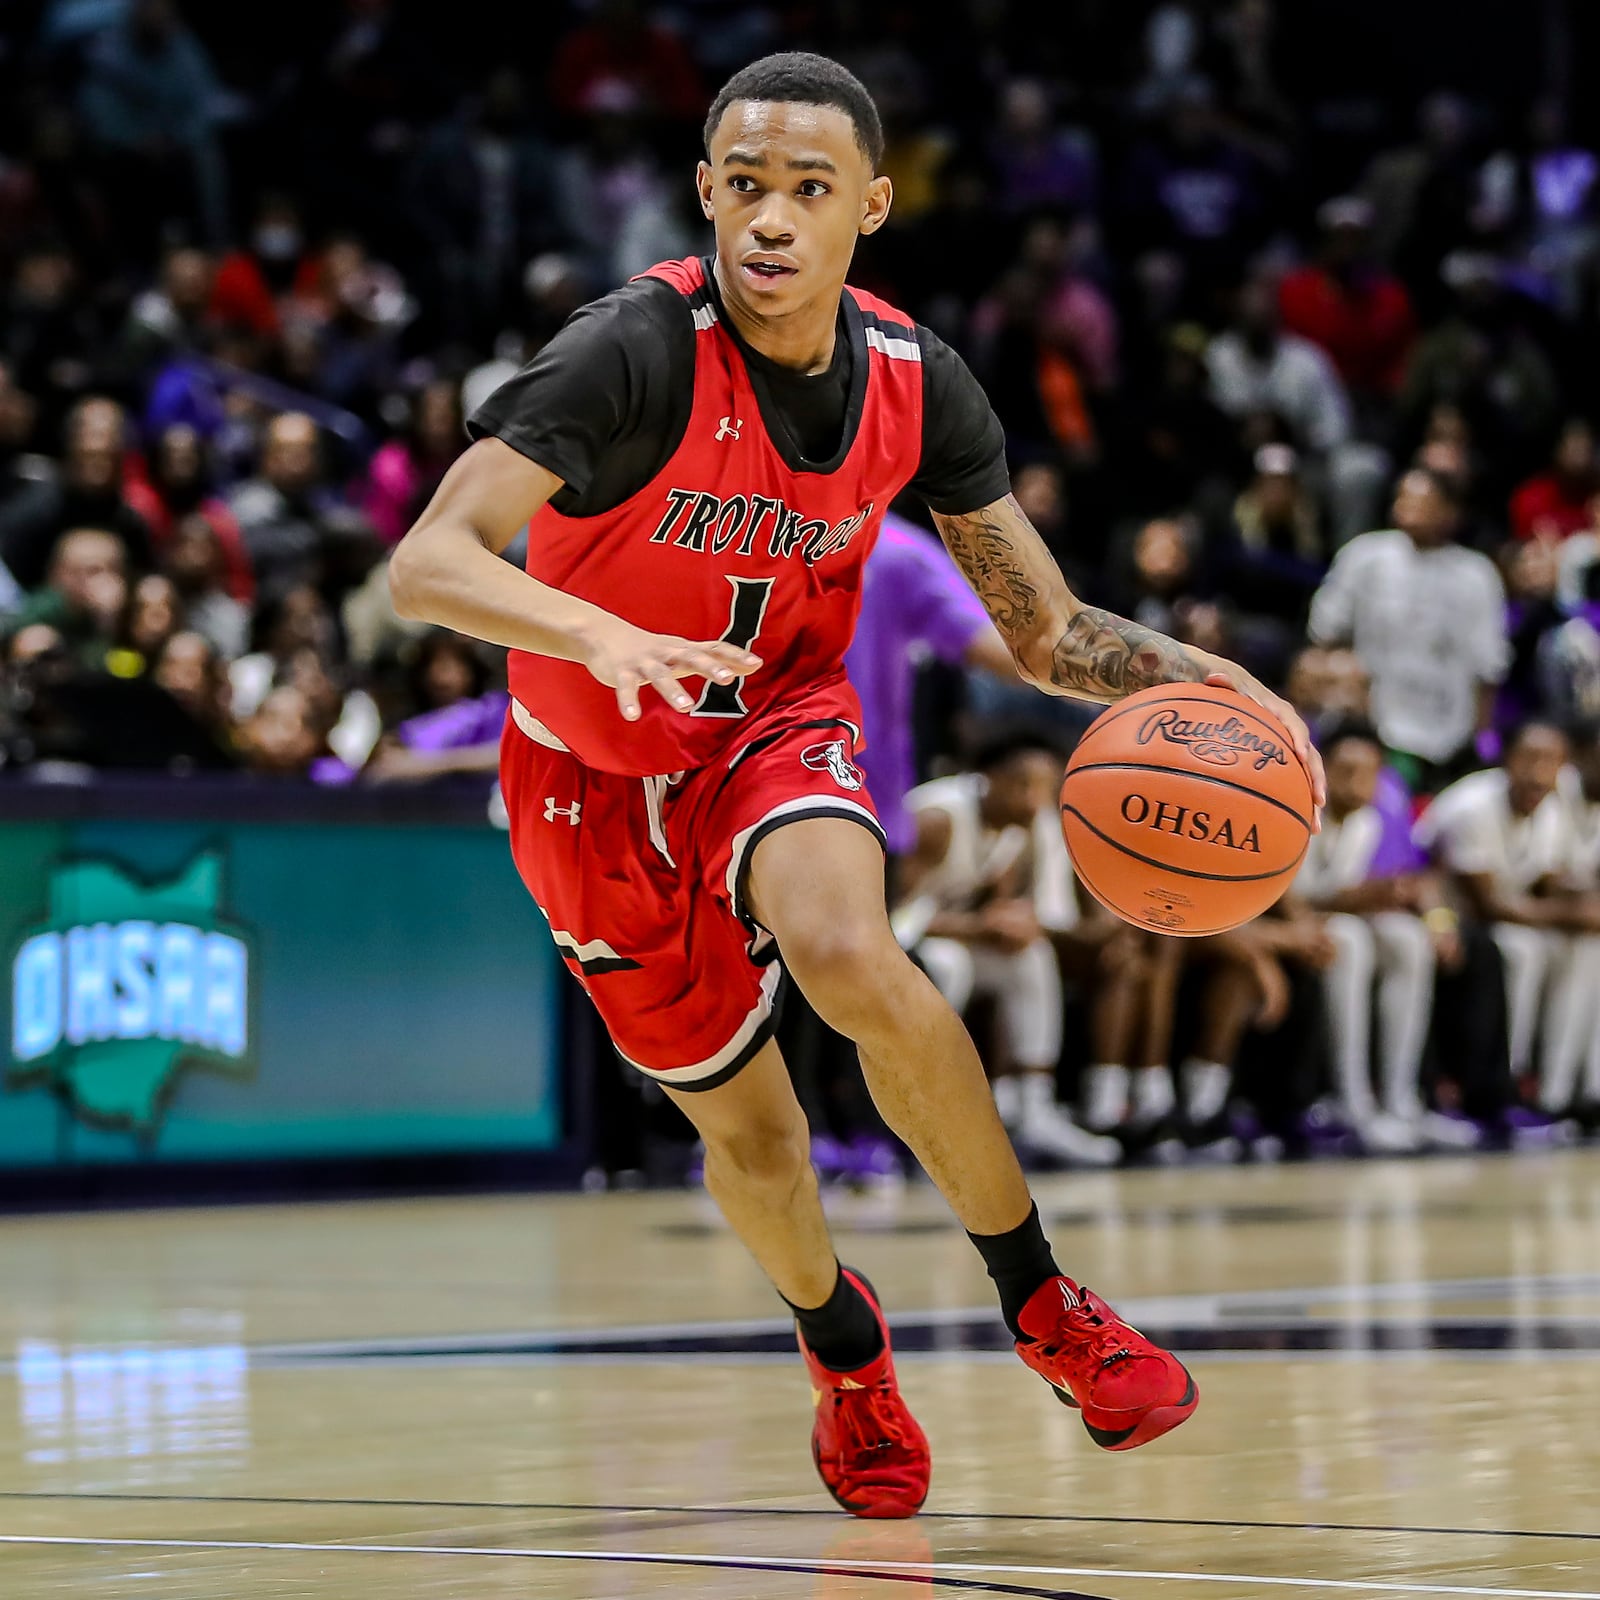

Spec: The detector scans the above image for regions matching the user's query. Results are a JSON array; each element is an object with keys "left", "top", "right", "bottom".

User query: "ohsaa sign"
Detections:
[{"left": 7, "top": 851, "right": 255, "bottom": 1134}]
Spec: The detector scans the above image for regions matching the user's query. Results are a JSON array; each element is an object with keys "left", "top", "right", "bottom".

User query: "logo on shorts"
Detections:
[
  {"left": 543, "top": 798, "right": 582, "bottom": 825},
  {"left": 801, "top": 740, "right": 863, "bottom": 792}
]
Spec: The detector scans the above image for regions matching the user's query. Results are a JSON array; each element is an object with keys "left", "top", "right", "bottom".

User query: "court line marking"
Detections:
[
  {"left": 1, "top": 1534, "right": 1597, "bottom": 1597},
  {"left": 1, "top": 1492, "right": 1595, "bottom": 1544}
]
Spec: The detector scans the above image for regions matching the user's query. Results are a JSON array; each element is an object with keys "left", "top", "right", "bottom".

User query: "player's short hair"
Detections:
[
  {"left": 704, "top": 52, "right": 884, "bottom": 171},
  {"left": 1506, "top": 715, "right": 1571, "bottom": 754},
  {"left": 1319, "top": 717, "right": 1382, "bottom": 758},
  {"left": 972, "top": 727, "right": 1065, "bottom": 773},
  {"left": 1405, "top": 462, "right": 1466, "bottom": 511}
]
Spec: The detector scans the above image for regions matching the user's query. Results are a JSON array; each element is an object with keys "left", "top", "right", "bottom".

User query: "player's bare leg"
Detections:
[
  {"left": 666, "top": 1027, "right": 930, "bottom": 1517},
  {"left": 748, "top": 817, "right": 1034, "bottom": 1236},
  {"left": 749, "top": 815, "right": 1199, "bottom": 1450},
  {"left": 663, "top": 1039, "right": 835, "bottom": 1308}
]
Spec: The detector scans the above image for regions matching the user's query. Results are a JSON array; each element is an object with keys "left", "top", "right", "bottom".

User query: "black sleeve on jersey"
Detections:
[
  {"left": 908, "top": 326, "right": 1012, "bottom": 516},
  {"left": 464, "top": 277, "right": 694, "bottom": 517}
]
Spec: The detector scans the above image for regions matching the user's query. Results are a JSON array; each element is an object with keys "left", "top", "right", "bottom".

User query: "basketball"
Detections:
[{"left": 1059, "top": 683, "right": 1315, "bottom": 937}]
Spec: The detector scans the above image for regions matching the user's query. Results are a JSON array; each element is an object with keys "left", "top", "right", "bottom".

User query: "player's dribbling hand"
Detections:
[
  {"left": 1198, "top": 662, "right": 1326, "bottom": 825},
  {"left": 582, "top": 619, "right": 763, "bottom": 721}
]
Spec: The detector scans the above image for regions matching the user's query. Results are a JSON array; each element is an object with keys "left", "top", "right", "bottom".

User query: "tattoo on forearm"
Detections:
[
  {"left": 933, "top": 501, "right": 1040, "bottom": 636},
  {"left": 934, "top": 497, "right": 1202, "bottom": 702},
  {"left": 1049, "top": 606, "right": 1203, "bottom": 699}
]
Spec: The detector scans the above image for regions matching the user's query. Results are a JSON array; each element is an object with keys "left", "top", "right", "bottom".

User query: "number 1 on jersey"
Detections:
[{"left": 694, "top": 575, "right": 774, "bottom": 717}]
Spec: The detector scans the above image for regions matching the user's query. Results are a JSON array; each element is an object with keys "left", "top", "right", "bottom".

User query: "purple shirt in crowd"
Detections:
[{"left": 846, "top": 515, "right": 989, "bottom": 854}]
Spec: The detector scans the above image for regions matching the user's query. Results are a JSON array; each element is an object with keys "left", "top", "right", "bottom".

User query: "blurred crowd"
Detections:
[{"left": 4, "top": 0, "right": 1600, "bottom": 1167}]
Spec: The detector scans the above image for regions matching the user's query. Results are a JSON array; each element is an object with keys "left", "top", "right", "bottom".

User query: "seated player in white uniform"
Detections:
[
  {"left": 1555, "top": 721, "right": 1600, "bottom": 1126},
  {"left": 895, "top": 734, "right": 1120, "bottom": 1166},
  {"left": 1415, "top": 720, "right": 1594, "bottom": 1123},
  {"left": 1291, "top": 722, "right": 1479, "bottom": 1151}
]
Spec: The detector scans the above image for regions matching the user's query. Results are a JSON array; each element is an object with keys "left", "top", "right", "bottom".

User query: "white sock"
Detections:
[
  {"left": 1181, "top": 1059, "right": 1231, "bottom": 1125},
  {"left": 1130, "top": 1067, "right": 1176, "bottom": 1126},
  {"left": 1019, "top": 1071, "right": 1064, "bottom": 1119},
  {"left": 1082, "top": 1064, "right": 1129, "bottom": 1130}
]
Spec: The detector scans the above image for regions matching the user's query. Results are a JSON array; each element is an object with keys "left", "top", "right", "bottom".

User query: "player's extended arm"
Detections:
[
  {"left": 390, "top": 438, "right": 761, "bottom": 721},
  {"left": 932, "top": 493, "right": 1326, "bottom": 807}
]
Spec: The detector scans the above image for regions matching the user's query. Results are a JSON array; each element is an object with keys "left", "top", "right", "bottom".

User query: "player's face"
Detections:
[
  {"left": 699, "top": 101, "right": 891, "bottom": 320},
  {"left": 1506, "top": 726, "right": 1568, "bottom": 813},
  {"left": 1324, "top": 737, "right": 1380, "bottom": 816},
  {"left": 987, "top": 751, "right": 1060, "bottom": 829}
]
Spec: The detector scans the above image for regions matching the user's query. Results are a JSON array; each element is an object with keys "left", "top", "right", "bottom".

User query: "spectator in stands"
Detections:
[
  {"left": 229, "top": 583, "right": 338, "bottom": 720},
  {"left": 897, "top": 734, "right": 1121, "bottom": 1166},
  {"left": 1416, "top": 719, "right": 1592, "bottom": 1136},
  {"left": 1509, "top": 417, "right": 1598, "bottom": 543},
  {"left": 845, "top": 514, "right": 1013, "bottom": 860},
  {"left": 77, "top": 0, "right": 228, "bottom": 251},
  {"left": 227, "top": 412, "right": 336, "bottom": 594},
  {"left": 1120, "top": 322, "right": 1241, "bottom": 518},
  {"left": 1121, "top": 80, "right": 1266, "bottom": 302},
  {"left": 1278, "top": 196, "right": 1417, "bottom": 407},
  {"left": 1401, "top": 254, "right": 1561, "bottom": 492},
  {"left": 161, "top": 513, "right": 250, "bottom": 660},
  {"left": 405, "top": 70, "right": 565, "bottom": 345},
  {"left": 1030, "top": 805, "right": 1190, "bottom": 1150},
  {"left": 1210, "top": 443, "right": 1324, "bottom": 625},
  {"left": 341, "top": 632, "right": 505, "bottom": 787},
  {"left": 1499, "top": 536, "right": 1600, "bottom": 730},
  {"left": 153, "top": 629, "right": 231, "bottom": 742},
  {"left": 1292, "top": 720, "right": 1478, "bottom": 1151},
  {"left": 548, "top": 0, "right": 705, "bottom": 125},
  {"left": 237, "top": 684, "right": 326, "bottom": 777},
  {"left": 358, "top": 380, "right": 465, "bottom": 548},
  {"left": 0, "top": 397, "right": 155, "bottom": 591},
  {"left": 1556, "top": 722, "right": 1600, "bottom": 1126},
  {"left": 210, "top": 193, "right": 308, "bottom": 340},
  {"left": 1, "top": 238, "right": 97, "bottom": 406},
  {"left": 1359, "top": 91, "right": 1478, "bottom": 291},
  {"left": 121, "top": 572, "right": 183, "bottom": 666},
  {"left": 128, "top": 424, "right": 253, "bottom": 602},
  {"left": 1310, "top": 466, "right": 1508, "bottom": 792},
  {"left": 117, "top": 246, "right": 218, "bottom": 378},
  {"left": 1206, "top": 273, "right": 1386, "bottom": 539},
  {"left": 7, "top": 527, "right": 129, "bottom": 667},
  {"left": 989, "top": 79, "right": 1098, "bottom": 217}
]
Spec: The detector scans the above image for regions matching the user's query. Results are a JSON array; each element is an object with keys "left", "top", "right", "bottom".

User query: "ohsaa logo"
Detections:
[
  {"left": 7, "top": 851, "right": 254, "bottom": 1135},
  {"left": 801, "top": 740, "right": 863, "bottom": 792}
]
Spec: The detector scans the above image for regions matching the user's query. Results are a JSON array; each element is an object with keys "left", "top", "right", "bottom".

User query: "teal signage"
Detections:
[
  {"left": 0, "top": 817, "right": 561, "bottom": 1166},
  {"left": 10, "top": 851, "right": 254, "bottom": 1134}
]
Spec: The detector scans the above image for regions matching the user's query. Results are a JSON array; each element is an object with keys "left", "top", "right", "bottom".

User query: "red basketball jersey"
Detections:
[{"left": 507, "top": 256, "right": 925, "bottom": 777}]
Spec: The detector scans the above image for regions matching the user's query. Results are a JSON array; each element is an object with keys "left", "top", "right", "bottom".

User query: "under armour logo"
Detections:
[
  {"left": 801, "top": 739, "right": 863, "bottom": 791},
  {"left": 715, "top": 416, "right": 743, "bottom": 442},
  {"left": 1061, "top": 1282, "right": 1080, "bottom": 1312},
  {"left": 543, "top": 798, "right": 582, "bottom": 825}
]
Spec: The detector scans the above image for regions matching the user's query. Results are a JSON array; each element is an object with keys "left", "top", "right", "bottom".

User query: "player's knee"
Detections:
[
  {"left": 702, "top": 1116, "right": 812, "bottom": 1194},
  {"left": 780, "top": 917, "right": 901, "bottom": 1023},
  {"left": 1325, "top": 913, "right": 1374, "bottom": 973}
]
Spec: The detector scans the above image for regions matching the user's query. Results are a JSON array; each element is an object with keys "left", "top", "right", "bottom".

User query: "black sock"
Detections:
[
  {"left": 785, "top": 1263, "right": 884, "bottom": 1372},
  {"left": 968, "top": 1203, "right": 1060, "bottom": 1340}
]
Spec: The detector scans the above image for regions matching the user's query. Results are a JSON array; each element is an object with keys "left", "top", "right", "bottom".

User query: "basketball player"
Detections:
[{"left": 392, "top": 53, "right": 1324, "bottom": 1517}]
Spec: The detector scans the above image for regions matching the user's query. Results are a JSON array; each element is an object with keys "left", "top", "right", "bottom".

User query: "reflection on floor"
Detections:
[{"left": 0, "top": 1149, "right": 1596, "bottom": 1596}]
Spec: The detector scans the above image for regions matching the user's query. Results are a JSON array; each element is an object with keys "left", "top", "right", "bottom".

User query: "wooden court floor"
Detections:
[{"left": 0, "top": 1151, "right": 1597, "bottom": 1598}]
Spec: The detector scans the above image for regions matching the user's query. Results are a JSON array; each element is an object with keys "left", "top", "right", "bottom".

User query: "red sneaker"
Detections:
[
  {"left": 798, "top": 1269, "right": 930, "bottom": 1518},
  {"left": 1014, "top": 1276, "right": 1198, "bottom": 1451}
]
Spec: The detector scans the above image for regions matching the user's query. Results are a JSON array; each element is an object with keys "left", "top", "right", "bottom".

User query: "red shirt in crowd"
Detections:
[
  {"left": 1509, "top": 473, "right": 1596, "bottom": 542},
  {"left": 1278, "top": 265, "right": 1416, "bottom": 397}
]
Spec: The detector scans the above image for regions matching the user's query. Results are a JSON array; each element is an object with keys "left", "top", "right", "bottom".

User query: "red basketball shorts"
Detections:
[{"left": 500, "top": 691, "right": 885, "bottom": 1091}]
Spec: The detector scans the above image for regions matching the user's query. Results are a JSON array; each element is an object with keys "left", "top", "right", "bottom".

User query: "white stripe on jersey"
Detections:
[{"left": 864, "top": 326, "right": 921, "bottom": 362}]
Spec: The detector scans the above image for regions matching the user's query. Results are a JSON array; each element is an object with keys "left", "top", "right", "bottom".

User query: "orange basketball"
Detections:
[{"left": 1059, "top": 682, "right": 1314, "bottom": 937}]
